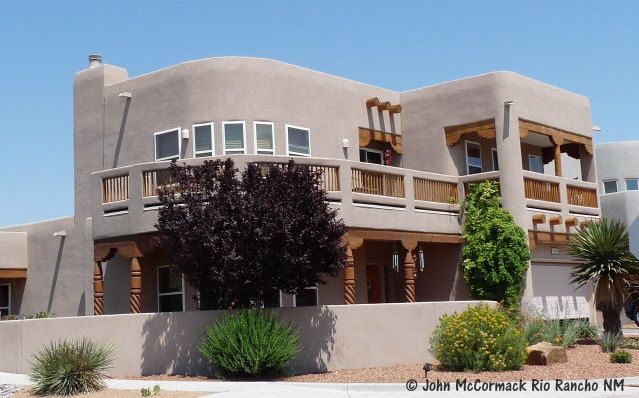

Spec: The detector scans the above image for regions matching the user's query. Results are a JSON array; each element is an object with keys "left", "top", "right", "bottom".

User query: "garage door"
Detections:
[{"left": 531, "top": 263, "right": 592, "bottom": 319}]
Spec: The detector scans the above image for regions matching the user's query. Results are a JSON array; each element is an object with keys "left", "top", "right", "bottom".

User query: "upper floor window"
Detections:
[
  {"left": 359, "top": 148, "right": 383, "bottom": 165},
  {"left": 254, "top": 122, "right": 275, "bottom": 155},
  {"left": 157, "top": 266, "right": 184, "bottom": 313},
  {"left": 286, "top": 125, "right": 311, "bottom": 156},
  {"left": 529, "top": 155, "right": 544, "bottom": 174},
  {"left": 492, "top": 148, "right": 499, "bottom": 171},
  {"left": 193, "top": 123, "right": 214, "bottom": 158},
  {"left": 626, "top": 178, "right": 638, "bottom": 191},
  {"left": 0, "top": 283, "right": 10, "bottom": 317},
  {"left": 604, "top": 180, "right": 618, "bottom": 194},
  {"left": 154, "top": 128, "right": 181, "bottom": 161},
  {"left": 465, "top": 141, "right": 482, "bottom": 174},
  {"left": 294, "top": 286, "right": 318, "bottom": 307},
  {"left": 223, "top": 121, "right": 246, "bottom": 154}
]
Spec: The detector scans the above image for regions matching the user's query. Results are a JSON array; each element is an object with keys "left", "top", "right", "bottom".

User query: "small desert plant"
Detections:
[
  {"left": 141, "top": 385, "right": 161, "bottom": 396},
  {"left": 560, "top": 322, "right": 580, "bottom": 348},
  {"left": 610, "top": 349, "right": 632, "bottom": 363},
  {"left": 199, "top": 309, "right": 300, "bottom": 378},
  {"left": 574, "top": 320, "right": 598, "bottom": 339},
  {"left": 521, "top": 317, "right": 594, "bottom": 348},
  {"left": 620, "top": 338, "right": 639, "bottom": 350},
  {"left": 30, "top": 339, "right": 114, "bottom": 396},
  {"left": 430, "top": 304, "right": 527, "bottom": 372},
  {"left": 600, "top": 332, "right": 623, "bottom": 353}
]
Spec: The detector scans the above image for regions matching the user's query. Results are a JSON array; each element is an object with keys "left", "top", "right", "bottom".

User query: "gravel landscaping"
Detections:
[
  {"left": 13, "top": 389, "right": 206, "bottom": 398},
  {"left": 0, "top": 385, "right": 22, "bottom": 398}
]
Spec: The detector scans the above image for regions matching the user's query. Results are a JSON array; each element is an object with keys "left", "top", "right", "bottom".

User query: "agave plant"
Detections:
[{"left": 569, "top": 219, "right": 639, "bottom": 335}]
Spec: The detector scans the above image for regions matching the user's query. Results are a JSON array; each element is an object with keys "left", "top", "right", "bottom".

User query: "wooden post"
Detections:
[
  {"left": 551, "top": 135, "right": 564, "bottom": 177},
  {"left": 93, "top": 262, "right": 104, "bottom": 316},
  {"left": 130, "top": 257, "right": 142, "bottom": 313},
  {"left": 401, "top": 240, "right": 418, "bottom": 303},
  {"left": 343, "top": 236, "right": 364, "bottom": 305}
]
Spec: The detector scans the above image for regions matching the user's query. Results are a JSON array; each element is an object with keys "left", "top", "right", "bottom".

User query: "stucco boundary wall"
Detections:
[{"left": 0, "top": 301, "right": 494, "bottom": 377}]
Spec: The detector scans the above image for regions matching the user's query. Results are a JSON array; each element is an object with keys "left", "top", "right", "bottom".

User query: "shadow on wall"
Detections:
[{"left": 140, "top": 306, "right": 338, "bottom": 376}]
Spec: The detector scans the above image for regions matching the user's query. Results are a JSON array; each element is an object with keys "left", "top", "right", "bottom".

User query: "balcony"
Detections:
[{"left": 92, "top": 155, "right": 600, "bottom": 240}]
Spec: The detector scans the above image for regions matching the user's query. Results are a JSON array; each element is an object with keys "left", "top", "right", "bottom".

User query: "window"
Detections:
[
  {"left": 465, "top": 141, "right": 482, "bottom": 174},
  {"left": 626, "top": 178, "right": 639, "bottom": 191},
  {"left": 359, "top": 148, "right": 384, "bottom": 165},
  {"left": 529, "top": 155, "right": 544, "bottom": 174},
  {"left": 294, "top": 286, "right": 318, "bottom": 307},
  {"left": 193, "top": 123, "right": 214, "bottom": 157},
  {"left": 604, "top": 180, "right": 618, "bottom": 194},
  {"left": 492, "top": 148, "right": 499, "bottom": 171},
  {"left": 263, "top": 289, "right": 282, "bottom": 308},
  {"left": 254, "top": 122, "right": 275, "bottom": 154},
  {"left": 286, "top": 125, "right": 311, "bottom": 156},
  {"left": 154, "top": 129, "right": 181, "bottom": 161},
  {"left": 0, "top": 283, "right": 10, "bottom": 317},
  {"left": 223, "top": 121, "right": 246, "bottom": 154},
  {"left": 157, "top": 266, "right": 184, "bottom": 312}
]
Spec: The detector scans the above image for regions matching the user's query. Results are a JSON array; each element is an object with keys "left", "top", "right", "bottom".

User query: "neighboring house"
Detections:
[
  {"left": 596, "top": 142, "right": 639, "bottom": 259},
  {"left": 0, "top": 55, "right": 602, "bottom": 320}
]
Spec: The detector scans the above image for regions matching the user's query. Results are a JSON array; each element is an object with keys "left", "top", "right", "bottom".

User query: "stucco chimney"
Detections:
[{"left": 88, "top": 54, "right": 103, "bottom": 68}]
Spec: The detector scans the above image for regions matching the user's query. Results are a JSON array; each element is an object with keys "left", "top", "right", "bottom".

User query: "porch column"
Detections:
[
  {"left": 401, "top": 240, "right": 418, "bottom": 302},
  {"left": 344, "top": 236, "right": 364, "bottom": 305},
  {"left": 93, "top": 262, "right": 104, "bottom": 315},
  {"left": 551, "top": 136, "right": 564, "bottom": 177},
  {"left": 130, "top": 257, "right": 142, "bottom": 313}
]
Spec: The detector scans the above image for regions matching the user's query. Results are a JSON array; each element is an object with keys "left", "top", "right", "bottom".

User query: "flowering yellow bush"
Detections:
[{"left": 429, "top": 304, "right": 527, "bottom": 371}]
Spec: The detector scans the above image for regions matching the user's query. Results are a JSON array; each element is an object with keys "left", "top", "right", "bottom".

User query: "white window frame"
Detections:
[
  {"left": 156, "top": 265, "right": 185, "bottom": 313},
  {"left": 222, "top": 121, "right": 246, "bottom": 155},
  {"left": 465, "top": 140, "right": 482, "bottom": 174},
  {"left": 0, "top": 283, "right": 10, "bottom": 316},
  {"left": 154, "top": 127, "right": 182, "bottom": 161},
  {"left": 253, "top": 121, "right": 275, "bottom": 155},
  {"left": 603, "top": 179, "right": 619, "bottom": 194},
  {"left": 261, "top": 290, "right": 284, "bottom": 308},
  {"left": 359, "top": 148, "right": 384, "bottom": 165},
  {"left": 491, "top": 148, "right": 499, "bottom": 171},
  {"left": 285, "top": 124, "right": 311, "bottom": 157},
  {"left": 528, "top": 155, "right": 544, "bottom": 174},
  {"left": 625, "top": 178, "right": 639, "bottom": 191},
  {"left": 292, "top": 286, "right": 319, "bottom": 307},
  {"left": 192, "top": 122, "right": 215, "bottom": 158}
]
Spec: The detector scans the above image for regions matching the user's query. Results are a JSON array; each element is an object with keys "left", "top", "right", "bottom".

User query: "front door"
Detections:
[{"left": 366, "top": 264, "right": 382, "bottom": 303}]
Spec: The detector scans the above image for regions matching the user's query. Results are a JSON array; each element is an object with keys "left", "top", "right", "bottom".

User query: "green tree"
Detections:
[
  {"left": 461, "top": 181, "right": 530, "bottom": 308},
  {"left": 569, "top": 218, "right": 639, "bottom": 335}
]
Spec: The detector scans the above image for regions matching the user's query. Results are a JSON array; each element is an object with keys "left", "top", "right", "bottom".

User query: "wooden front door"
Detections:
[{"left": 366, "top": 264, "right": 382, "bottom": 303}]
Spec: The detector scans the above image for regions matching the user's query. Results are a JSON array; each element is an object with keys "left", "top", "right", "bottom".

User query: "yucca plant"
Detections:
[
  {"left": 30, "top": 339, "right": 114, "bottom": 396},
  {"left": 569, "top": 219, "right": 639, "bottom": 335},
  {"left": 199, "top": 309, "right": 300, "bottom": 378}
]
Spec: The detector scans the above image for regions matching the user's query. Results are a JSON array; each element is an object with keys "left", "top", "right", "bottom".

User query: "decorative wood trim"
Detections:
[
  {"left": 377, "top": 101, "right": 391, "bottom": 111},
  {"left": 347, "top": 228, "right": 462, "bottom": 244},
  {"left": 366, "top": 97, "right": 380, "bottom": 108},
  {"left": 444, "top": 119, "right": 496, "bottom": 146},
  {"left": 358, "top": 127, "right": 403, "bottom": 154},
  {"left": 403, "top": 248, "right": 416, "bottom": 303},
  {"left": 519, "top": 119, "right": 593, "bottom": 155},
  {"left": 389, "top": 104, "right": 402, "bottom": 114},
  {"left": 0, "top": 269, "right": 27, "bottom": 278},
  {"left": 94, "top": 241, "right": 143, "bottom": 262},
  {"left": 93, "top": 262, "right": 104, "bottom": 316},
  {"left": 532, "top": 214, "right": 546, "bottom": 224},
  {"left": 529, "top": 230, "right": 572, "bottom": 246},
  {"left": 130, "top": 257, "right": 142, "bottom": 313},
  {"left": 549, "top": 215, "right": 563, "bottom": 225},
  {"left": 565, "top": 217, "right": 578, "bottom": 228}
]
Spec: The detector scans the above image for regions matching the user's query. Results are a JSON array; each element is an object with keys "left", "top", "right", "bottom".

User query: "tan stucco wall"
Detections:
[
  {"left": 0, "top": 232, "right": 27, "bottom": 269},
  {"left": 0, "top": 301, "right": 495, "bottom": 376}
]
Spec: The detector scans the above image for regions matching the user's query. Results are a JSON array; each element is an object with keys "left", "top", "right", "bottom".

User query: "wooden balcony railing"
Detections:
[
  {"left": 102, "top": 175, "right": 129, "bottom": 203},
  {"left": 567, "top": 185, "right": 598, "bottom": 208},
  {"left": 257, "top": 163, "right": 340, "bottom": 192},
  {"left": 414, "top": 178, "right": 458, "bottom": 204},
  {"left": 524, "top": 177, "right": 560, "bottom": 203},
  {"left": 352, "top": 169, "right": 405, "bottom": 198},
  {"left": 142, "top": 169, "right": 175, "bottom": 197}
]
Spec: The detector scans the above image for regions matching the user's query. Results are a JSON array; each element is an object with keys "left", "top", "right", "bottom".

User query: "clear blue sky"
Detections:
[{"left": 0, "top": 1, "right": 637, "bottom": 226}]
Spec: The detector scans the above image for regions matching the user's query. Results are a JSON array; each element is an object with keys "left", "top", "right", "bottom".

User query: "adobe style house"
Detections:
[
  {"left": 596, "top": 142, "right": 639, "bottom": 258},
  {"left": 0, "top": 55, "right": 601, "bottom": 319}
]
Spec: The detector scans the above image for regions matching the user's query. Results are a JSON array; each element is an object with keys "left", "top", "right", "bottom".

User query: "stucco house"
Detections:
[{"left": 0, "top": 55, "right": 601, "bottom": 320}]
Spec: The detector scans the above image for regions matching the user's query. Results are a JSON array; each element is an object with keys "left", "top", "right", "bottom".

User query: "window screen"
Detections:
[
  {"left": 255, "top": 123, "right": 274, "bottom": 154},
  {"left": 224, "top": 122, "right": 245, "bottom": 154},
  {"left": 155, "top": 129, "right": 180, "bottom": 160},
  {"left": 604, "top": 180, "right": 618, "bottom": 194},
  {"left": 194, "top": 124, "right": 213, "bottom": 157},
  {"left": 287, "top": 126, "right": 310, "bottom": 156},
  {"left": 626, "top": 179, "right": 638, "bottom": 191}
]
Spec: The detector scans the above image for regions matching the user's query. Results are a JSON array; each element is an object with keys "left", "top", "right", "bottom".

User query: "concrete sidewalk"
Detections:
[{"left": 3, "top": 372, "right": 639, "bottom": 397}]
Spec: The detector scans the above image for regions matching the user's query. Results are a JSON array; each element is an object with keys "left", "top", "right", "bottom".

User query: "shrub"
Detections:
[
  {"left": 574, "top": 320, "right": 598, "bottom": 339},
  {"left": 600, "top": 332, "right": 622, "bottom": 353},
  {"left": 619, "top": 338, "right": 639, "bottom": 350},
  {"left": 610, "top": 350, "right": 632, "bottom": 364},
  {"left": 430, "top": 304, "right": 527, "bottom": 372},
  {"left": 199, "top": 309, "right": 300, "bottom": 378},
  {"left": 521, "top": 318, "right": 591, "bottom": 348},
  {"left": 461, "top": 181, "right": 530, "bottom": 308},
  {"left": 30, "top": 339, "right": 114, "bottom": 396}
]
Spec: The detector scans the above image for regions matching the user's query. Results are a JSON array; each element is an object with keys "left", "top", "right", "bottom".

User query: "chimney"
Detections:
[{"left": 88, "top": 54, "right": 103, "bottom": 68}]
